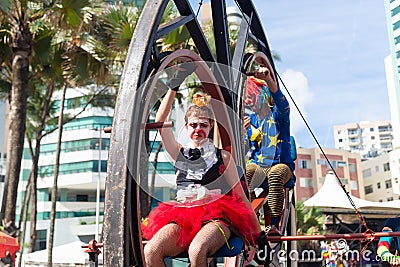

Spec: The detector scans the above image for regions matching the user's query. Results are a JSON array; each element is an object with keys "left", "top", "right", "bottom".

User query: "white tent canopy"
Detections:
[
  {"left": 23, "top": 241, "right": 103, "bottom": 266},
  {"left": 304, "top": 171, "right": 400, "bottom": 211}
]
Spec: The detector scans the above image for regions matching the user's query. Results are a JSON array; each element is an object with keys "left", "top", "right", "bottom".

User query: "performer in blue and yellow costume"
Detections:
[{"left": 244, "top": 66, "right": 295, "bottom": 231}]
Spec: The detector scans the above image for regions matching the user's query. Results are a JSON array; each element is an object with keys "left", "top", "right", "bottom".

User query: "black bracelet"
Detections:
[{"left": 170, "top": 87, "right": 179, "bottom": 92}]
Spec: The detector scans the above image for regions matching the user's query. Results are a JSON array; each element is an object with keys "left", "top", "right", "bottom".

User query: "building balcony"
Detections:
[
  {"left": 347, "top": 132, "right": 360, "bottom": 138},
  {"left": 37, "top": 201, "right": 103, "bottom": 214},
  {"left": 349, "top": 141, "right": 360, "bottom": 147},
  {"left": 379, "top": 132, "right": 392, "bottom": 138},
  {"left": 378, "top": 126, "right": 392, "bottom": 133},
  {"left": 380, "top": 138, "right": 393, "bottom": 143},
  {"left": 37, "top": 171, "right": 106, "bottom": 190}
]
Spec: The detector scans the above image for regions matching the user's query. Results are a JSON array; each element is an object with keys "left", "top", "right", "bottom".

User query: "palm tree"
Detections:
[
  {"left": 296, "top": 201, "right": 325, "bottom": 254},
  {"left": 0, "top": 0, "right": 33, "bottom": 232}
]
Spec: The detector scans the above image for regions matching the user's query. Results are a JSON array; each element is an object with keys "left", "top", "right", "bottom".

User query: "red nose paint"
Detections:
[{"left": 190, "top": 128, "right": 207, "bottom": 139}]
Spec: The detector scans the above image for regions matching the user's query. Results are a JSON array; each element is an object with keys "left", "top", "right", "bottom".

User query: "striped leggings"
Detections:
[{"left": 245, "top": 163, "right": 293, "bottom": 218}]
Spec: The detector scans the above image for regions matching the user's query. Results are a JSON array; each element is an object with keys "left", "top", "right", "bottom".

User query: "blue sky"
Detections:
[{"left": 251, "top": 0, "right": 391, "bottom": 148}]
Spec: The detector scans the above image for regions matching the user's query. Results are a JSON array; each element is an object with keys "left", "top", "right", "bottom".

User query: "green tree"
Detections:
[
  {"left": 296, "top": 202, "right": 324, "bottom": 235},
  {"left": 296, "top": 201, "right": 325, "bottom": 253},
  {"left": 0, "top": 0, "right": 33, "bottom": 232}
]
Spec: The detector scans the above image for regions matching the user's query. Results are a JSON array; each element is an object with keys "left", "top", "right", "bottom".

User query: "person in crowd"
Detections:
[{"left": 378, "top": 216, "right": 400, "bottom": 266}]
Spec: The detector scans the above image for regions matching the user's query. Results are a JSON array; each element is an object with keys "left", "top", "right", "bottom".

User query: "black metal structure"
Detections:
[{"left": 102, "top": 0, "right": 295, "bottom": 266}]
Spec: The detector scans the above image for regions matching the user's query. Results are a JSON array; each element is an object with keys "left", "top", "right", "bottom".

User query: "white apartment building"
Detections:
[
  {"left": 362, "top": 150, "right": 400, "bottom": 202},
  {"left": 333, "top": 121, "right": 393, "bottom": 160},
  {"left": 18, "top": 87, "right": 113, "bottom": 251},
  {"left": 384, "top": 0, "right": 400, "bottom": 148}
]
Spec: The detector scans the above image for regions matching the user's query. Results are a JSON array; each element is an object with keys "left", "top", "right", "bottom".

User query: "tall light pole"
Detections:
[{"left": 94, "top": 128, "right": 102, "bottom": 242}]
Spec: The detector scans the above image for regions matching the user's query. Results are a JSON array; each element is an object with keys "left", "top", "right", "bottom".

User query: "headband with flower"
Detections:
[{"left": 192, "top": 92, "right": 211, "bottom": 107}]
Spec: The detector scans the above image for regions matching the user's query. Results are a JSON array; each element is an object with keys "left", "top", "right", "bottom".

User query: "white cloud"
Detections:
[{"left": 279, "top": 69, "right": 314, "bottom": 136}]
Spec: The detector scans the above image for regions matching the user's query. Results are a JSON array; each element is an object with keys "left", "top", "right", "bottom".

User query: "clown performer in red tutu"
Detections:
[{"left": 141, "top": 65, "right": 266, "bottom": 267}]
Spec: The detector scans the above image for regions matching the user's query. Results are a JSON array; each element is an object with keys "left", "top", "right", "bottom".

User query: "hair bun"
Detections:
[{"left": 192, "top": 92, "right": 211, "bottom": 107}]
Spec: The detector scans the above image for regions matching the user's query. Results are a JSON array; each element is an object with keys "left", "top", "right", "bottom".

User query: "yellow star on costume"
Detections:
[
  {"left": 250, "top": 125, "right": 263, "bottom": 146},
  {"left": 257, "top": 153, "right": 267, "bottom": 163},
  {"left": 266, "top": 116, "right": 275, "bottom": 128},
  {"left": 267, "top": 133, "right": 279, "bottom": 148}
]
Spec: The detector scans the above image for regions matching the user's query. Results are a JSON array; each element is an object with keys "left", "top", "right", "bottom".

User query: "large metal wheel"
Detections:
[{"left": 103, "top": 0, "right": 279, "bottom": 266}]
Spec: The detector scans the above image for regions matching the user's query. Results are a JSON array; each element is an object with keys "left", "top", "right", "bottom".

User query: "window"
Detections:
[
  {"left": 349, "top": 163, "right": 356, "bottom": 173},
  {"left": 148, "top": 162, "right": 175, "bottom": 174},
  {"left": 380, "top": 134, "right": 392, "bottom": 141},
  {"left": 383, "top": 163, "right": 390, "bottom": 172},
  {"left": 378, "top": 125, "right": 392, "bottom": 132},
  {"left": 298, "top": 160, "right": 311, "bottom": 169},
  {"left": 299, "top": 177, "right": 313, "bottom": 188},
  {"left": 350, "top": 181, "right": 358, "bottom": 191},
  {"left": 330, "top": 161, "right": 338, "bottom": 169},
  {"left": 375, "top": 165, "right": 379, "bottom": 172},
  {"left": 41, "top": 138, "right": 111, "bottom": 155},
  {"left": 371, "top": 136, "right": 375, "bottom": 140},
  {"left": 76, "top": 194, "right": 89, "bottom": 202},
  {"left": 337, "top": 161, "right": 346, "bottom": 167},
  {"left": 381, "top": 143, "right": 392, "bottom": 149},
  {"left": 35, "top": 230, "right": 47, "bottom": 251},
  {"left": 338, "top": 138, "right": 343, "bottom": 142},
  {"left": 385, "top": 180, "right": 392, "bottom": 189},
  {"left": 349, "top": 137, "right": 358, "bottom": 143},
  {"left": 364, "top": 185, "right": 373, "bottom": 194},
  {"left": 363, "top": 168, "right": 371, "bottom": 178},
  {"left": 62, "top": 116, "right": 113, "bottom": 132},
  {"left": 370, "top": 127, "right": 374, "bottom": 132},
  {"left": 387, "top": 197, "right": 394, "bottom": 201},
  {"left": 377, "top": 182, "right": 381, "bottom": 189},
  {"left": 393, "top": 5, "right": 400, "bottom": 16},
  {"left": 39, "top": 160, "right": 108, "bottom": 177},
  {"left": 348, "top": 129, "right": 358, "bottom": 135}
]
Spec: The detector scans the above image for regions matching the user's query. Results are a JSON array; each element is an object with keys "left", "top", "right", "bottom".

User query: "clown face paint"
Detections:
[{"left": 186, "top": 117, "right": 211, "bottom": 144}]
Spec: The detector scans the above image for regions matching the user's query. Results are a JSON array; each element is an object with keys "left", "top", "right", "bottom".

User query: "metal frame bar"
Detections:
[
  {"left": 156, "top": 15, "right": 195, "bottom": 39},
  {"left": 211, "top": 0, "right": 231, "bottom": 66},
  {"left": 267, "top": 231, "right": 400, "bottom": 242},
  {"left": 235, "top": 0, "right": 276, "bottom": 72},
  {"left": 173, "top": 0, "right": 216, "bottom": 62}
]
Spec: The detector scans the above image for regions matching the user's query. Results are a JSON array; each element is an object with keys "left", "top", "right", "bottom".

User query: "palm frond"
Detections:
[
  {"left": 101, "top": 2, "right": 139, "bottom": 53},
  {"left": 0, "top": 0, "right": 12, "bottom": 16}
]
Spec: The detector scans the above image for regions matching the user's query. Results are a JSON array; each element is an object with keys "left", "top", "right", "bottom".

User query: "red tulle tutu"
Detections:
[{"left": 141, "top": 193, "right": 258, "bottom": 249}]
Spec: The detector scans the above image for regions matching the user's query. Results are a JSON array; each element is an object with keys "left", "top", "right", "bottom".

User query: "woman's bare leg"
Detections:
[
  {"left": 144, "top": 223, "right": 186, "bottom": 267},
  {"left": 188, "top": 221, "right": 231, "bottom": 267}
]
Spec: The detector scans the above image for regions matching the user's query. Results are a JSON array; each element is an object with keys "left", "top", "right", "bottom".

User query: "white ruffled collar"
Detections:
[{"left": 181, "top": 139, "right": 218, "bottom": 180}]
